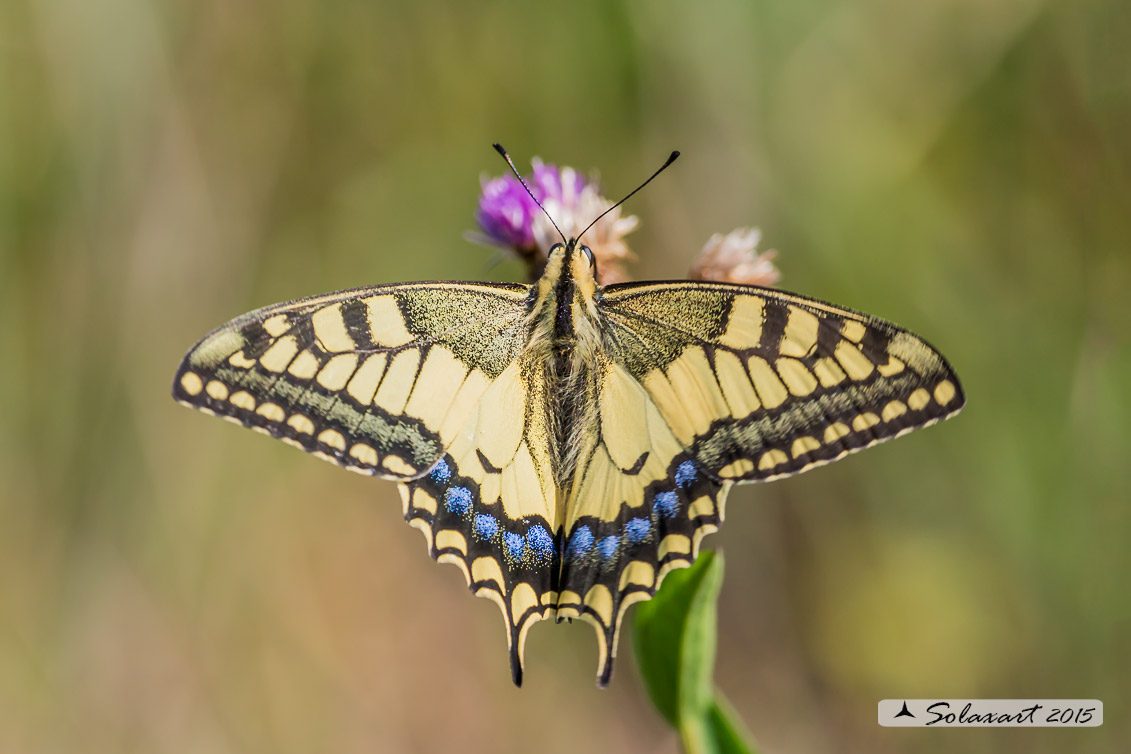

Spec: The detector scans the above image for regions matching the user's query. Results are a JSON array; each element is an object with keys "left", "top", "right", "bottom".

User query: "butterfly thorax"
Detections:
[{"left": 526, "top": 243, "right": 605, "bottom": 491}]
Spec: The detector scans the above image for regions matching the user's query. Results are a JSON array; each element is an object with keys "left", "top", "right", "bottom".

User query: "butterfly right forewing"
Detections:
[{"left": 599, "top": 280, "right": 966, "bottom": 483}]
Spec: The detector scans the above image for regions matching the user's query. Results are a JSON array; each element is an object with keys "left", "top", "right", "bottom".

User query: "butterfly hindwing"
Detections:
[
  {"left": 398, "top": 357, "right": 559, "bottom": 687},
  {"left": 554, "top": 361, "right": 729, "bottom": 685},
  {"left": 600, "top": 281, "right": 966, "bottom": 483}
]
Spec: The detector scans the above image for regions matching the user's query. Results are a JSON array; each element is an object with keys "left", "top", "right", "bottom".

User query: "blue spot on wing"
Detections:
[
  {"left": 625, "top": 517, "right": 651, "bottom": 543},
  {"left": 675, "top": 460, "right": 697, "bottom": 488},
  {"left": 504, "top": 532, "right": 525, "bottom": 560},
  {"left": 567, "top": 526, "right": 593, "bottom": 556},
  {"left": 597, "top": 536, "right": 619, "bottom": 560},
  {"left": 526, "top": 524, "right": 554, "bottom": 557},
  {"left": 473, "top": 514, "right": 498, "bottom": 539},
  {"left": 444, "top": 486, "right": 472, "bottom": 515},
  {"left": 430, "top": 458, "right": 451, "bottom": 484},
  {"left": 653, "top": 490, "right": 679, "bottom": 518}
]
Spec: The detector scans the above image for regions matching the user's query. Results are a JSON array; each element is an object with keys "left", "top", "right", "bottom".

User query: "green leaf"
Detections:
[
  {"left": 633, "top": 553, "right": 763, "bottom": 754},
  {"left": 706, "top": 694, "right": 758, "bottom": 754},
  {"left": 633, "top": 551, "right": 724, "bottom": 727},
  {"left": 678, "top": 695, "right": 760, "bottom": 754}
]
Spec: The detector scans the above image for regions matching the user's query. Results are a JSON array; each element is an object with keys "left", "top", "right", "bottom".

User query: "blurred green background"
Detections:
[{"left": 2, "top": 0, "right": 1128, "bottom": 752}]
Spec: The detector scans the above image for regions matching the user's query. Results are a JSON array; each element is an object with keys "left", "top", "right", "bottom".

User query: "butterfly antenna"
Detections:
[
  {"left": 492, "top": 143, "right": 567, "bottom": 245},
  {"left": 577, "top": 150, "right": 679, "bottom": 242}
]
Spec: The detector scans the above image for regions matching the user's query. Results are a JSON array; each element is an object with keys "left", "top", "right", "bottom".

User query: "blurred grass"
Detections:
[{"left": 1, "top": 0, "right": 1129, "bottom": 752}]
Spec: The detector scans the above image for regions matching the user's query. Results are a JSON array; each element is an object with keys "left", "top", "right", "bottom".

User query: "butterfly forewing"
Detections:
[
  {"left": 599, "top": 281, "right": 966, "bottom": 483},
  {"left": 172, "top": 282, "right": 530, "bottom": 477}
]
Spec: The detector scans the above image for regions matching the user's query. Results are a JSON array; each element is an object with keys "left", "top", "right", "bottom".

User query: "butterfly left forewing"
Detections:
[{"left": 173, "top": 281, "right": 530, "bottom": 478}]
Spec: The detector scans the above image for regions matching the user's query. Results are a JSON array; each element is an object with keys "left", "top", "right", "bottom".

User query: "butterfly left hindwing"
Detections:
[{"left": 396, "top": 355, "right": 559, "bottom": 687}]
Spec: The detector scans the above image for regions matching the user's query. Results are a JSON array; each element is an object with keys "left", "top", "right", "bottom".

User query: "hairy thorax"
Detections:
[{"left": 522, "top": 246, "right": 606, "bottom": 489}]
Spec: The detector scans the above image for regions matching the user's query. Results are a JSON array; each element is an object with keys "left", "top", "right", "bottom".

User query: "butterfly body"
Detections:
[
  {"left": 174, "top": 239, "right": 964, "bottom": 687},
  {"left": 533, "top": 243, "right": 607, "bottom": 487}
]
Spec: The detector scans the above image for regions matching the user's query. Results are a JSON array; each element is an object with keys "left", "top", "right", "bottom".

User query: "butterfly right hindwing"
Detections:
[{"left": 553, "top": 360, "right": 729, "bottom": 686}]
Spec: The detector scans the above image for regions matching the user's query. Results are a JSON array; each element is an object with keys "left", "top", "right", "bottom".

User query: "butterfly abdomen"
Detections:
[{"left": 522, "top": 245, "right": 608, "bottom": 490}]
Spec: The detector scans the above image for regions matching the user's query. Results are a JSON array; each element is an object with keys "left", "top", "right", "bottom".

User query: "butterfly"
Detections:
[{"left": 172, "top": 161, "right": 964, "bottom": 687}]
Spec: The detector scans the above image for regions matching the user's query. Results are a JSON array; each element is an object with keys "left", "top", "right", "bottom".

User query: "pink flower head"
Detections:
[
  {"left": 690, "top": 228, "right": 781, "bottom": 287},
  {"left": 475, "top": 174, "right": 540, "bottom": 251},
  {"left": 475, "top": 160, "right": 587, "bottom": 252}
]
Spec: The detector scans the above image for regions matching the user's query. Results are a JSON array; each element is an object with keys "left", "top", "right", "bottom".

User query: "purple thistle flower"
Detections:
[
  {"left": 475, "top": 160, "right": 588, "bottom": 252},
  {"left": 531, "top": 159, "right": 586, "bottom": 207},
  {"left": 475, "top": 174, "right": 540, "bottom": 250},
  {"left": 472, "top": 155, "right": 781, "bottom": 288}
]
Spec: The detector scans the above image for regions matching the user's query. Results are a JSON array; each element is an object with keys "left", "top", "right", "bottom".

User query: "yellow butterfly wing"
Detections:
[
  {"left": 397, "top": 354, "right": 560, "bottom": 687},
  {"left": 600, "top": 281, "right": 964, "bottom": 481},
  {"left": 552, "top": 280, "right": 964, "bottom": 685},
  {"left": 173, "top": 282, "right": 531, "bottom": 477},
  {"left": 173, "top": 281, "right": 561, "bottom": 686},
  {"left": 555, "top": 357, "right": 729, "bottom": 686}
]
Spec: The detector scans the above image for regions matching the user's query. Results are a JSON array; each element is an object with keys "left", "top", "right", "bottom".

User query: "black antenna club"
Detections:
[
  {"left": 577, "top": 150, "right": 679, "bottom": 243},
  {"left": 492, "top": 143, "right": 567, "bottom": 245},
  {"left": 490, "top": 144, "right": 680, "bottom": 248}
]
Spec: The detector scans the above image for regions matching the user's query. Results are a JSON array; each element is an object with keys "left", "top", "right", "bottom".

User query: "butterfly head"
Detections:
[
  {"left": 546, "top": 239, "right": 599, "bottom": 286},
  {"left": 534, "top": 239, "right": 602, "bottom": 326}
]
